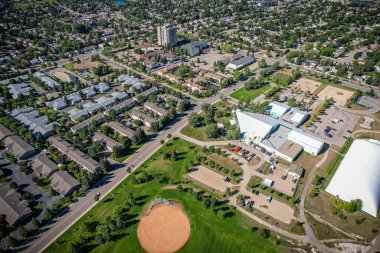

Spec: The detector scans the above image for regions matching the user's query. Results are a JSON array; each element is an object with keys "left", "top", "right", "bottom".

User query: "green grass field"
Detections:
[
  {"left": 45, "top": 139, "right": 278, "bottom": 253},
  {"left": 230, "top": 85, "right": 270, "bottom": 102},
  {"left": 63, "top": 62, "right": 75, "bottom": 72}
]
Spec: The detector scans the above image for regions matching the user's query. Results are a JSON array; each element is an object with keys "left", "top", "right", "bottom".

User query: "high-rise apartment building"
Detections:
[{"left": 157, "top": 24, "right": 177, "bottom": 47}]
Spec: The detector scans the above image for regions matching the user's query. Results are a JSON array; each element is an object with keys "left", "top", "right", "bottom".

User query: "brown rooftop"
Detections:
[
  {"left": 0, "top": 123, "right": 14, "bottom": 141},
  {"left": 277, "top": 140, "right": 303, "bottom": 160}
]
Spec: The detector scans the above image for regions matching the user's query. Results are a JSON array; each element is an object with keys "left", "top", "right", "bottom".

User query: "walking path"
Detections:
[{"left": 299, "top": 148, "right": 331, "bottom": 253}]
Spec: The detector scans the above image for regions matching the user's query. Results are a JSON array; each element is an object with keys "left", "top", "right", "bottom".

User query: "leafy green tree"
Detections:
[
  {"left": 205, "top": 124, "right": 220, "bottom": 138},
  {"left": 188, "top": 113, "right": 204, "bottom": 127}
]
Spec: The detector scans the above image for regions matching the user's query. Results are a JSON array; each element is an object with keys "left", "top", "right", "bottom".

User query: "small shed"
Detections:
[{"left": 262, "top": 178, "right": 273, "bottom": 187}]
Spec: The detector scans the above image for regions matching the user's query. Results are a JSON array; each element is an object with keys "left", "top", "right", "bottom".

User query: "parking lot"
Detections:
[
  {"left": 252, "top": 163, "right": 298, "bottom": 197},
  {"left": 0, "top": 150, "right": 61, "bottom": 220},
  {"left": 306, "top": 105, "right": 359, "bottom": 147},
  {"left": 242, "top": 188, "right": 296, "bottom": 224}
]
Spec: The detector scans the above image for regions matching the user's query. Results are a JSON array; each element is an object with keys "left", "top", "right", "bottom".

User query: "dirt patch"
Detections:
[
  {"left": 293, "top": 78, "right": 321, "bottom": 93},
  {"left": 317, "top": 86, "right": 354, "bottom": 107},
  {"left": 188, "top": 165, "right": 235, "bottom": 193},
  {"left": 137, "top": 203, "right": 191, "bottom": 253}
]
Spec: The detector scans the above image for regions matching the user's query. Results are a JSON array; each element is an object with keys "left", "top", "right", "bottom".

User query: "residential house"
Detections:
[
  {"left": 96, "top": 96, "right": 116, "bottom": 108},
  {"left": 95, "top": 83, "right": 110, "bottom": 93},
  {"left": 129, "top": 108, "right": 156, "bottom": 127},
  {"left": 46, "top": 98, "right": 67, "bottom": 111},
  {"left": 66, "top": 92, "right": 82, "bottom": 104},
  {"left": 29, "top": 154, "right": 58, "bottom": 178},
  {"left": 81, "top": 87, "right": 97, "bottom": 99},
  {"left": 3, "top": 135, "right": 35, "bottom": 160},
  {"left": 144, "top": 102, "right": 169, "bottom": 117},
  {"left": 8, "top": 83, "right": 31, "bottom": 99},
  {"left": 0, "top": 185, "right": 32, "bottom": 226},
  {"left": 110, "top": 91, "right": 128, "bottom": 101},
  {"left": 68, "top": 108, "right": 89, "bottom": 121},
  {"left": 107, "top": 121, "right": 135, "bottom": 138},
  {"left": 83, "top": 101, "right": 102, "bottom": 114},
  {"left": 108, "top": 98, "right": 135, "bottom": 115},
  {"left": 0, "top": 123, "right": 14, "bottom": 141},
  {"left": 93, "top": 132, "right": 121, "bottom": 152},
  {"left": 70, "top": 113, "right": 105, "bottom": 133},
  {"left": 48, "top": 136, "right": 100, "bottom": 173},
  {"left": 50, "top": 171, "right": 80, "bottom": 197}
]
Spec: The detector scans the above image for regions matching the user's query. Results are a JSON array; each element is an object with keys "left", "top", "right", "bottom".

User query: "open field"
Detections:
[
  {"left": 230, "top": 85, "right": 271, "bottom": 102},
  {"left": 292, "top": 78, "right": 321, "bottom": 93},
  {"left": 45, "top": 139, "right": 279, "bottom": 253},
  {"left": 317, "top": 86, "right": 354, "bottom": 107}
]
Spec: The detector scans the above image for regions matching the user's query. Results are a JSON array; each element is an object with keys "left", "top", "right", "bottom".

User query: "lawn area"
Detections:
[
  {"left": 113, "top": 143, "right": 144, "bottom": 163},
  {"left": 45, "top": 138, "right": 279, "bottom": 253},
  {"left": 64, "top": 62, "right": 75, "bottom": 72},
  {"left": 230, "top": 85, "right": 270, "bottom": 102},
  {"left": 181, "top": 124, "right": 222, "bottom": 141}
]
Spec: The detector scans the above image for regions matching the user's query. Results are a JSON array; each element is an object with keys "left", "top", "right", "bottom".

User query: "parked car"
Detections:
[{"left": 267, "top": 196, "right": 272, "bottom": 203}]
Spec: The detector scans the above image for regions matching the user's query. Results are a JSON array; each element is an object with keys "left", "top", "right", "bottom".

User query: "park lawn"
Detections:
[
  {"left": 45, "top": 138, "right": 278, "bottom": 253},
  {"left": 181, "top": 124, "right": 225, "bottom": 141},
  {"left": 180, "top": 100, "right": 235, "bottom": 142},
  {"left": 230, "top": 85, "right": 270, "bottom": 102}
]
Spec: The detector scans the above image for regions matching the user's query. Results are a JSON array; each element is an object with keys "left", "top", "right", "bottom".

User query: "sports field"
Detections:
[
  {"left": 137, "top": 203, "right": 190, "bottom": 253},
  {"left": 44, "top": 139, "right": 278, "bottom": 253}
]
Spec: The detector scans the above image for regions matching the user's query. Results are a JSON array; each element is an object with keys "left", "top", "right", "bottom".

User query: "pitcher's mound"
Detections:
[{"left": 137, "top": 203, "right": 190, "bottom": 253}]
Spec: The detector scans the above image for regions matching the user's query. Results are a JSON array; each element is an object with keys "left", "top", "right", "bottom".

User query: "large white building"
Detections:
[
  {"left": 326, "top": 139, "right": 380, "bottom": 217},
  {"left": 157, "top": 24, "right": 177, "bottom": 47},
  {"left": 235, "top": 110, "right": 324, "bottom": 161}
]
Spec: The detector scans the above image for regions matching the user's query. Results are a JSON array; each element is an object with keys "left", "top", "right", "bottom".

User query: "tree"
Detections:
[
  {"left": 7, "top": 236, "right": 18, "bottom": 248},
  {"left": 100, "top": 159, "right": 112, "bottom": 172},
  {"left": 188, "top": 113, "right": 204, "bottom": 127},
  {"left": 18, "top": 226, "right": 28, "bottom": 239},
  {"left": 84, "top": 221, "right": 97, "bottom": 233},
  {"left": 205, "top": 124, "right": 219, "bottom": 138},
  {"left": 258, "top": 59, "right": 267, "bottom": 68},
  {"left": 287, "top": 97, "right": 297, "bottom": 107},
  {"left": 96, "top": 225, "right": 111, "bottom": 243},
  {"left": 257, "top": 228, "right": 271, "bottom": 239},
  {"left": 131, "top": 128, "right": 147, "bottom": 145}
]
